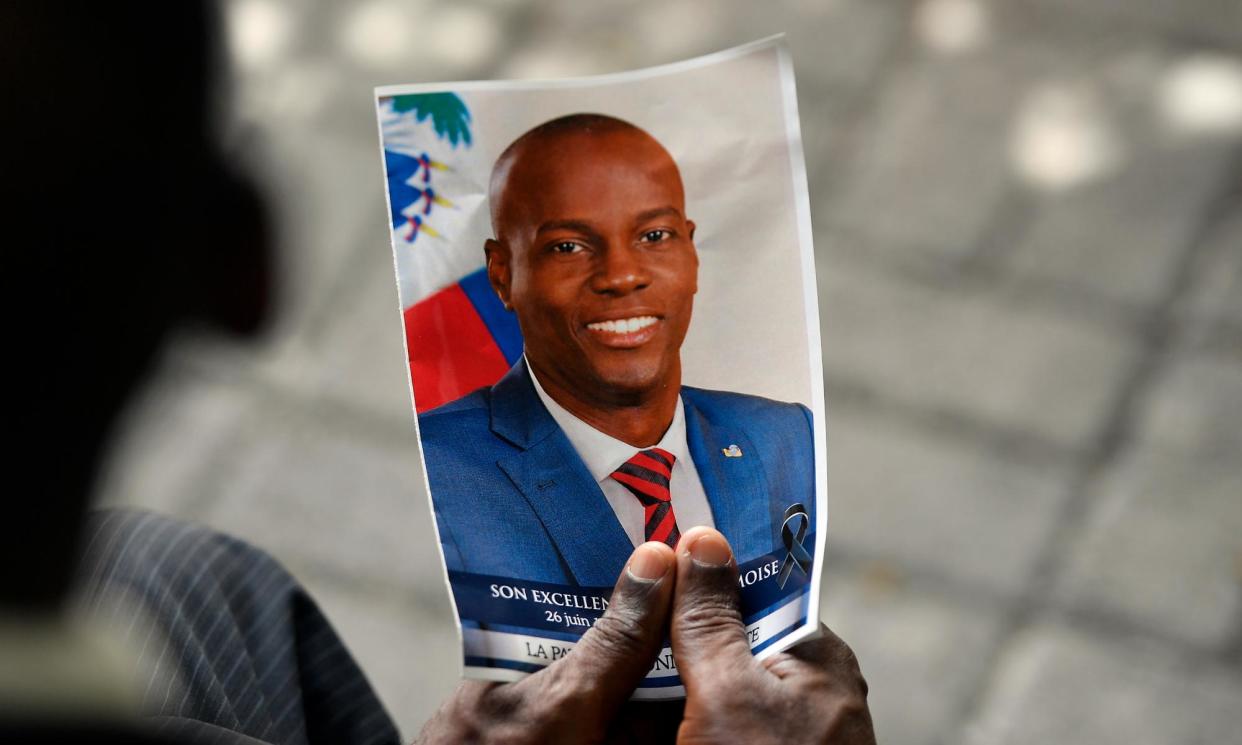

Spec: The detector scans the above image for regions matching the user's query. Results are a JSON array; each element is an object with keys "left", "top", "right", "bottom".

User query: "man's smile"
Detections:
[{"left": 584, "top": 315, "right": 662, "bottom": 348}]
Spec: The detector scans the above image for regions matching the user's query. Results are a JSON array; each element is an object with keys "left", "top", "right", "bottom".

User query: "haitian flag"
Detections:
[{"left": 378, "top": 92, "right": 523, "bottom": 412}]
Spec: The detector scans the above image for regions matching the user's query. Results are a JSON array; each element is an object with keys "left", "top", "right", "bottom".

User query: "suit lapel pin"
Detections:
[{"left": 722, "top": 444, "right": 743, "bottom": 458}]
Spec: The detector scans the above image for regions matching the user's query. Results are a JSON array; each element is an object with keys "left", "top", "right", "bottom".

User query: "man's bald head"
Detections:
[{"left": 488, "top": 114, "right": 685, "bottom": 240}]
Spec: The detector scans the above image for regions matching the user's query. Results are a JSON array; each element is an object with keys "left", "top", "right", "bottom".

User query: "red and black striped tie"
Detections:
[{"left": 610, "top": 447, "right": 681, "bottom": 548}]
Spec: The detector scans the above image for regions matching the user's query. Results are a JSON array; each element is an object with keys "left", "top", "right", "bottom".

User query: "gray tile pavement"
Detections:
[
  {"left": 1135, "top": 346, "right": 1242, "bottom": 461},
  {"left": 1052, "top": 448, "right": 1242, "bottom": 649},
  {"left": 97, "top": 363, "right": 255, "bottom": 516},
  {"left": 823, "top": 54, "right": 1018, "bottom": 261},
  {"left": 961, "top": 621, "right": 1242, "bottom": 745},
  {"left": 299, "top": 242, "right": 420, "bottom": 422},
  {"left": 190, "top": 398, "right": 441, "bottom": 597},
  {"left": 819, "top": 257, "right": 1136, "bottom": 450},
  {"left": 1008, "top": 140, "right": 1236, "bottom": 312},
  {"left": 1180, "top": 203, "right": 1242, "bottom": 340},
  {"left": 825, "top": 400, "right": 1074, "bottom": 594},
  {"left": 1027, "top": 0, "right": 1242, "bottom": 48},
  {"left": 820, "top": 565, "right": 1006, "bottom": 745}
]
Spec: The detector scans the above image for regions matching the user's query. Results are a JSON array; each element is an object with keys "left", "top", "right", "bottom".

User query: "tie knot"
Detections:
[
  {"left": 610, "top": 448, "right": 682, "bottom": 547},
  {"left": 610, "top": 448, "right": 676, "bottom": 503},
  {"left": 636, "top": 447, "right": 675, "bottom": 469}
]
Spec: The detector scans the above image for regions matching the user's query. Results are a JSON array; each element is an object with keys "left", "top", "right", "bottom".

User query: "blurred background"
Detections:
[{"left": 97, "top": 0, "right": 1241, "bottom": 742}]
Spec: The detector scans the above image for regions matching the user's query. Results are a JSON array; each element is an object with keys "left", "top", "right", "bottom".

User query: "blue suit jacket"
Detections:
[{"left": 419, "top": 361, "right": 815, "bottom": 586}]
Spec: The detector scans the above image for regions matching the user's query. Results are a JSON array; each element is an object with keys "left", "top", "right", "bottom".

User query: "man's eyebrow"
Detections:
[
  {"left": 535, "top": 219, "right": 599, "bottom": 236},
  {"left": 634, "top": 207, "right": 682, "bottom": 224}
]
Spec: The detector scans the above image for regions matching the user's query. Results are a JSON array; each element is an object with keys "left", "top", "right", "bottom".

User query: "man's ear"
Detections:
[
  {"left": 685, "top": 219, "right": 699, "bottom": 294},
  {"left": 485, "top": 238, "right": 513, "bottom": 310}
]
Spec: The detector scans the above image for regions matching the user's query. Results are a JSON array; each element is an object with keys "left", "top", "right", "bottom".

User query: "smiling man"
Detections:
[{"left": 419, "top": 114, "right": 814, "bottom": 586}]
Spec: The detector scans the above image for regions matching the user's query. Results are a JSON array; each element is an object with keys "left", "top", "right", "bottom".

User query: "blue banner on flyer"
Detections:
[
  {"left": 450, "top": 540, "right": 815, "bottom": 636},
  {"left": 449, "top": 540, "right": 815, "bottom": 697}
]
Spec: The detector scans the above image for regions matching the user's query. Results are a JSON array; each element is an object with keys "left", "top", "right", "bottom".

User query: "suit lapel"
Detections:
[
  {"left": 684, "top": 394, "right": 774, "bottom": 561},
  {"left": 491, "top": 362, "right": 634, "bottom": 586}
]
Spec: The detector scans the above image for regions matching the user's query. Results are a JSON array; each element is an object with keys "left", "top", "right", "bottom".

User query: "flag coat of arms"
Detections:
[{"left": 378, "top": 92, "right": 523, "bottom": 412}]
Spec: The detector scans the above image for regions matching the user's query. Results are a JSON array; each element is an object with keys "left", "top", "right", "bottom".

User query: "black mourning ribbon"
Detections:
[{"left": 777, "top": 503, "right": 812, "bottom": 589}]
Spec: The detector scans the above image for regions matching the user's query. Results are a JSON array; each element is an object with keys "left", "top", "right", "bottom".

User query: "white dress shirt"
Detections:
[{"left": 528, "top": 364, "right": 716, "bottom": 547}]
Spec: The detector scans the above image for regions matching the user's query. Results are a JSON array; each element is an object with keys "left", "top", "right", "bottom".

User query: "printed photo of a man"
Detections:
[{"left": 419, "top": 114, "right": 815, "bottom": 586}]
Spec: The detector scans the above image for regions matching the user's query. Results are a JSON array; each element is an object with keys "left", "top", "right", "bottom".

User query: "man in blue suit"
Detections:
[{"left": 419, "top": 114, "right": 815, "bottom": 586}]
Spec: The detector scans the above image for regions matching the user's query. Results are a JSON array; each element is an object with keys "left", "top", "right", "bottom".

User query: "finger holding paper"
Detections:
[
  {"left": 417, "top": 541, "right": 676, "bottom": 744},
  {"left": 671, "top": 527, "right": 876, "bottom": 745}
]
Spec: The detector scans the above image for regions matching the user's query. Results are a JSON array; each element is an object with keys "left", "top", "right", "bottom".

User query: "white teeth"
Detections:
[{"left": 587, "top": 316, "right": 658, "bottom": 333}]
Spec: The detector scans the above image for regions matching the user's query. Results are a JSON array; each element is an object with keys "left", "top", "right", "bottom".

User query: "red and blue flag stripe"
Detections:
[{"left": 404, "top": 267, "right": 524, "bottom": 412}]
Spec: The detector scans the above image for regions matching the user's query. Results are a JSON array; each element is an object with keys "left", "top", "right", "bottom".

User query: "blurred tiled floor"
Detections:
[{"left": 98, "top": 0, "right": 1242, "bottom": 741}]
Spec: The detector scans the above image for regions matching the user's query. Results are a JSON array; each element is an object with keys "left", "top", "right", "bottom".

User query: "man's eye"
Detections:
[
  {"left": 550, "top": 241, "right": 584, "bottom": 254},
  {"left": 640, "top": 229, "right": 671, "bottom": 243}
]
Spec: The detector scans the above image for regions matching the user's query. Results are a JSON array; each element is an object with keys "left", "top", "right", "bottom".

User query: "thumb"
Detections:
[
  {"left": 526, "top": 541, "right": 675, "bottom": 720},
  {"left": 669, "top": 527, "right": 754, "bottom": 693}
]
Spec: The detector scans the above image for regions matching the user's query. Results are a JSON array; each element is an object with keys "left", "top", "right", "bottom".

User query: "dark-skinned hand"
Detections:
[
  {"left": 416, "top": 528, "right": 875, "bottom": 745},
  {"left": 671, "top": 527, "right": 876, "bottom": 745},
  {"left": 415, "top": 541, "right": 677, "bottom": 745}
]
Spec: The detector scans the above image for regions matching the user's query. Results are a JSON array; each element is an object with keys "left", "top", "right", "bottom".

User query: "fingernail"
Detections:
[
  {"left": 627, "top": 543, "right": 671, "bottom": 581},
  {"left": 687, "top": 532, "right": 732, "bottom": 567}
]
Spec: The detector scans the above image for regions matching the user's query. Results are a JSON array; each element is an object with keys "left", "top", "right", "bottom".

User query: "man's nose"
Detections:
[{"left": 590, "top": 242, "right": 650, "bottom": 296}]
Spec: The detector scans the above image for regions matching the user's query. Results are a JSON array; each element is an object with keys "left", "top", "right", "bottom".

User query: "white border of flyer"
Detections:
[{"left": 374, "top": 36, "right": 827, "bottom": 700}]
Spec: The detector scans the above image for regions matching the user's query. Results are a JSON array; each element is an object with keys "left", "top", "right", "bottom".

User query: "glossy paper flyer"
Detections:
[{"left": 375, "top": 36, "right": 826, "bottom": 699}]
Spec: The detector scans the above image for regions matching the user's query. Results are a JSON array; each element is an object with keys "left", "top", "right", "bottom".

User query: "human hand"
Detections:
[
  {"left": 671, "top": 527, "right": 875, "bottom": 745},
  {"left": 416, "top": 541, "right": 677, "bottom": 745}
]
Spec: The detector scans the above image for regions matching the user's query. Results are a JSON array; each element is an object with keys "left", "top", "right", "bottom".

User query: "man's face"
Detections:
[{"left": 488, "top": 128, "right": 698, "bottom": 407}]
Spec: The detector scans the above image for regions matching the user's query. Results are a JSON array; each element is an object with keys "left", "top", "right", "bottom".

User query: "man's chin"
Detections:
[{"left": 589, "top": 365, "right": 674, "bottom": 405}]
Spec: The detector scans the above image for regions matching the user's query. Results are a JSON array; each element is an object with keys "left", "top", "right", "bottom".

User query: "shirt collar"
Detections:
[{"left": 526, "top": 357, "right": 689, "bottom": 483}]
